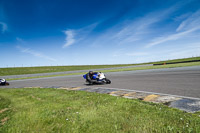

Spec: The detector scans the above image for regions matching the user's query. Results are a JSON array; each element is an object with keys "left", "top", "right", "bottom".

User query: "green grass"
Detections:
[
  {"left": 0, "top": 64, "right": 138, "bottom": 76},
  {"left": 0, "top": 88, "right": 200, "bottom": 132},
  {"left": 6, "top": 62, "right": 200, "bottom": 81},
  {"left": 103, "top": 62, "right": 200, "bottom": 73},
  {"left": 1, "top": 57, "right": 199, "bottom": 76},
  {"left": 152, "top": 57, "right": 200, "bottom": 65}
]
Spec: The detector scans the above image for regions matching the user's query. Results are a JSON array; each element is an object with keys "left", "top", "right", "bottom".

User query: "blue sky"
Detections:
[{"left": 0, "top": 0, "right": 200, "bottom": 67}]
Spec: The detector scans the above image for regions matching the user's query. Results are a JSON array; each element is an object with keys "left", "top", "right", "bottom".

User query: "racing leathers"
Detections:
[{"left": 86, "top": 72, "right": 98, "bottom": 84}]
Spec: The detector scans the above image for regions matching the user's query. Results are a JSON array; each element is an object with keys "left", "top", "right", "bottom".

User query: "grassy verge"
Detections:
[
  {"left": 0, "top": 64, "right": 138, "bottom": 76},
  {"left": 0, "top": 88, "right": 200, "bottom": 132},
  {"left": 7, "top": 62, "right": 200, "bottom": 81},
  {"left": 152, "top": 57, "right": 200, "bottom": 65},
  {"left": 103, "top": 62, "right": 200, "bottom": 73},
  {"left": 0, "top": 95, "right": 12, "bottom": 129}
]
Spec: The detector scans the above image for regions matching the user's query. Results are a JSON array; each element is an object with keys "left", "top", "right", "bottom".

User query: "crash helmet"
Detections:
[
  {"left": 0, "top": 79, "right": 5, "bottom": 82},
  {"left": 89, "top": 71, "right": 93, "bottom": 74}
]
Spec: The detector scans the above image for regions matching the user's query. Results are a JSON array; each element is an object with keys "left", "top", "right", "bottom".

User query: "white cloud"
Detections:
[
  {"left": 115, "top": 1, "right": 187, "bottom": 42},
  {"left": 112, "top": 14, "right": 161, "bottom": 45},
  {"left": 145, "top": 27, "right": 199, "bottom": 48},
  {"left": 90, "top": 14, "right": 160, "bottom": 47},
  {"left": 16, "top": 46, "right": 57, "bottom": 62},
  {"left": 63, "top": 30, "right": 75, "bottom": 48},
  {"left": 146, "top": 9, "right": 200, "bottom": 48},
  {"left": 62, "top": 23, "right": 98, "bottom": 48},
  {"left": 176, "top": 10, "right": 200, "bottom": 32},
  {"left": 0, "top": 22, "right": 7, "bottom": 33},
  {"left": 92, "top": 1, "right": 186, "bottom": 47}
]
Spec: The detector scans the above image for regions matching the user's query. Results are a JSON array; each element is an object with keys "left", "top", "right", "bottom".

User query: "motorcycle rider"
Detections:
[
  {"left": 86, "top": 71, "right": 97, "bottom": 84},
  {"left": 84, "top": 71, "right": 111, "bottom": 84}
]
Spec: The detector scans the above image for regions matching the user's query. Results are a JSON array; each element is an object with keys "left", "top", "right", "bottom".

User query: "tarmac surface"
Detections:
[
  {"left": 2, "top": 66, "right": 200, "bottom": 98},
  {"left": 2, "top": 64, "right": 153, "bottom": 79},
  {"left": 1, "top": 65, "right": 200, "bottom": 112}
]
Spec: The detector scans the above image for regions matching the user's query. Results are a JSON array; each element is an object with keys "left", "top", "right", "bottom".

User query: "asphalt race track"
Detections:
[{"left": 1, "top": 66, "right": 200, "bottom": 98}]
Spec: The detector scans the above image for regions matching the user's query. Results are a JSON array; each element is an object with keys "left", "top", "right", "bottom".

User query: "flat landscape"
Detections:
[
  {"left": 1, "top": 1, "right": 200, "bottom": 132},
  {"left": 1, "top": 58, "right": 200, "bottom": 132}
]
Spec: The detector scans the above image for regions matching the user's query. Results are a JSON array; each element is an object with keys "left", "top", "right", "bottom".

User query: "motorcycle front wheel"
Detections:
[{"left": 105, "top": 78, "right": 111, "bottom": 84}]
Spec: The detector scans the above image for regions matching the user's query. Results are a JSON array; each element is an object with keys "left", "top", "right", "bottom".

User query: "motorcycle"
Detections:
[
  {"left": 83, "top": 72, "right": 111, "bottom": 85},
  {"left": 0, "top": 79, "right": 9, "bottom": 86}
]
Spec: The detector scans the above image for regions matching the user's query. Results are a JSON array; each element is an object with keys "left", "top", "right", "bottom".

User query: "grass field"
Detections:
[
  {"left": 103, "top": 62, "right": 200, "bottom": 73},
  {"left": 1, "top": 57, "right": 200, "bottom": 76},
  {"left": 152, "top": 57, "right": 200, "bottom": 65},
  {"left": 0, "top": 88, "right": 200, "bottom": 132},
  {"left": 0, "top": 64, "right": 137, "bottom": 76}
]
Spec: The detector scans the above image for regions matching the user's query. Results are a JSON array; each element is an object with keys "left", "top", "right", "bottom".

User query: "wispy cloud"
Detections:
[
  {"left": 16, "top": 46, "right": 57, "bottom": 62},
  {"left": 146, "top": 9, "right": 200, "bottom": 48},
  {"left": 176, "top": 10, "right": 200, "bottom": 32},
  {"left": 0, "top": 22, "right": 7, "bottom": 33},
  {"left": 91, "top": 14, "right": 160, "bottom": 47},
  {"left": 110, "top": 1, "right": 187, "bottom": 46},
  {"left": 145, "top": 27, "right": 199, "bottom": 48},
  {"left": 111, "top": 14, "right": 160, "bottom": 45},
  {"left": 63, "top": 23, "right": 98, "bottom": 48},
  {"left": 63, "top": 30, "right": 75, "bottom": 48},
  {"left": 91, "top": 1, "right": 187, "bottom": 48}
]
